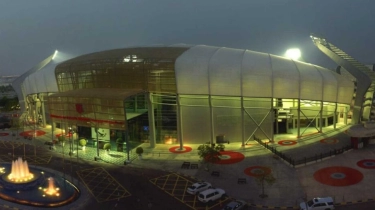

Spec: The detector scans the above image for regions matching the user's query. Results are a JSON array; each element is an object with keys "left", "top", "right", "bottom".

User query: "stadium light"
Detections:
[{"left": 285, "top": 48, "right": 301, "bottom": 60}]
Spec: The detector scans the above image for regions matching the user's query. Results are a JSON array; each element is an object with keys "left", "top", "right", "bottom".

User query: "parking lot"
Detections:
[{"left": 150, "top": 173, "right": 243, "bottom": 210}]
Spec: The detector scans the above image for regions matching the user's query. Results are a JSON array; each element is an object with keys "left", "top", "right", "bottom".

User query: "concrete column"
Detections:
[
  {"left": 209, "top": 95, "right": 214, "bottom": 145},
  {"left": 319, "top": 101, "right": 323, "bottom": 133},
  {"left": 297, "top": 99, "right": 301, "bottom": 138},
  {"left": 176, "top": 94, "right": 183, "bottom": 150},
  {"left": 241, "top": 96, "right": 245, "bottom": 146},
  {"left": 41, "top": 94, "right": 46, "bottom": 128},
  {"left": 334, "top": 103, "right": 337, "bottom": 129},
  {"left": 147, "top": 92, "right": 156, "bottom": 148}
]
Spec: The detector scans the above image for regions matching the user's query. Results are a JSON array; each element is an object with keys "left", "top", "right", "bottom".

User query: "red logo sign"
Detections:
[{"left": 75, "top": 104, "right": 84, "bottom": 114}]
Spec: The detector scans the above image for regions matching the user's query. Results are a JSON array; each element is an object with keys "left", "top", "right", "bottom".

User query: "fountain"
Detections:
[
  {"left": 0, "top": 157, "right": 80, "bottom": 207},
  {"left": 42, "top": 177, "right": 60, "bottom": 197},
  {"left": 8, "top": 157, "right": 34, "bottom": 182},
  {"left": 0, "top": 157, "right": 42, "bottom": 190}
]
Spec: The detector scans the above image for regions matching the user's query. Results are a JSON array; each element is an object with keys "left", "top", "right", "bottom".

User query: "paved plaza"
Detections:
[{"left": 1, "top": 124, "right": 375, "bottom": 209}]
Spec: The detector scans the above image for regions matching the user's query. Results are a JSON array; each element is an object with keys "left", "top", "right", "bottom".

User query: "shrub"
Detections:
[
  {"left": 217, "top": 144, "right": 225, "bottom": 151},
  {"left": 79, "top": 139, "right": 87, "bottom": 146},
  {"left": 103, "top": 143, "right": 111, "bottom": 150},
  {"left": 136, "top": 147, "right": 144, "bottom": 155}
]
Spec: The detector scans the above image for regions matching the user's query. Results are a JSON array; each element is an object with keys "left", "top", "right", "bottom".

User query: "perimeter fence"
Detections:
[{"left": 253, "top": 136, "right": 353, "bottom": 168}]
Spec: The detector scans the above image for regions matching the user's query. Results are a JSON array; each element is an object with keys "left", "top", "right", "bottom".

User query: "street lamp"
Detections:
[{"left": 285, "top": 48, "right": 301, "bottom": 60}]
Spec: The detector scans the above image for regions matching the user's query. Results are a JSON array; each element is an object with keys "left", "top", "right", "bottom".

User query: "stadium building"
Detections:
[{"left": 13, "top": 35, "right": 374, "bottom": 152}]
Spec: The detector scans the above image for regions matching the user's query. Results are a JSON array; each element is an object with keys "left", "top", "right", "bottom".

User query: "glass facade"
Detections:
[{"left": 47, "top": 47, "right": 188, "bottom": 145}]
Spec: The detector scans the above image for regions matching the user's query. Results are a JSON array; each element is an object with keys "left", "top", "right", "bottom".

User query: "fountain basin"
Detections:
[
  {"left": 0, "top": 164, "right": 80, "bottom": 208},
  {"left": 0, "top": 168, "right": 43, "bottom": 190}
]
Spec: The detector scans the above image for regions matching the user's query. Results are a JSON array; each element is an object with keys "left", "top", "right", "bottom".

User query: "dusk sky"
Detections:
[{"left": 0, "top": 0, "right": 374, "bottom": 76}]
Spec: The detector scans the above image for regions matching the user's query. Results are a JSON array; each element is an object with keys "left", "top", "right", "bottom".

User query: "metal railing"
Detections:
[{"left": 253, "top": 136, "right": 353, "bottom": 168}]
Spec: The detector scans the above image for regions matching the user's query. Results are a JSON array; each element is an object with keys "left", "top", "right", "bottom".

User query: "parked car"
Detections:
[
  {"left": 222, "top": 199, "right": 247, "bottom": 210},
  {"left": 186, "top": 181, "right": 212, "bottom": 195},
  {"left": 0, "top": 122, "right": 11, "bottom": 129},
  {"left": 300, "top": 197, "right": 335, "bottom": 210},
  {"left": 197, "top": 188, "right": 225, "bottom": 203}
]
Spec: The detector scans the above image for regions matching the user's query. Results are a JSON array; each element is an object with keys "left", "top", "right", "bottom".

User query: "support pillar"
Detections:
[
  {"left": 176, "top": 94, "right": 183, "bottom": 150},
  {"left": 147, "top": 92, "right": 156, "bottom": 148}
]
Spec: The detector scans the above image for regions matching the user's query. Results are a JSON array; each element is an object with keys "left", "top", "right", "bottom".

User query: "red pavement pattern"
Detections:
[
  {"left": 320, "top": 138, "right": 339, "bottom": 144},
  {"left": 19, "top": 130, "right": 46, "bottom": 137},
  {"left": 357, "top": 159, "right": 375, "bottom": 169},
  {"left": 214, "top": 151, "right": 245, "bottom": 164},
  {"left": 0, "top": 133, "right": 9, "bottom": 136},
  {"left": 204, "top": 151, "right": 245, "bottom": 164},
  {"left": 278, "top": 140, "right": 297, "bottom": 146},
  {"left": 55, "top": 133, "right": 73, "bottom": 138},
  {"left": 168, "top": 146, "right": 192, "bottom": 154},
  {"left": 244, "top": 166, "right": 272, "bottom": 177},
  {"left": 314, "top": 166, "right": 363, "bottom": 186}
]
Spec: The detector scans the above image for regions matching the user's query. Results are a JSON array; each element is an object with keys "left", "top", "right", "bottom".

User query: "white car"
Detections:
[
  {"left": 198, "top": 188, "right": 226, "bottom": 203},
  {"left": 186, "top": 182, "right": 212, "bottom": 195},
  {"left": 300, "top": 197, "right": 335, "bottom": 210},
  {"left": 222, "top": 199, "right": 247, "bottom": 210}
]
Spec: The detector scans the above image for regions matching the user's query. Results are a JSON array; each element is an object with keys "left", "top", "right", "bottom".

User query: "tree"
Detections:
[
  {"left": 0, "top": 96, "right": 19, "bottom": 111},
  {"left": 254, "top": 172, "right": 276, "bottom": 198},
  {"left": 197, "top": 143, "right": 224, "bottom": 171}
]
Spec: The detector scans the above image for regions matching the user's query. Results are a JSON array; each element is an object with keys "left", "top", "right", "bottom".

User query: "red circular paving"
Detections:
[
  {"left": 55, "top": 133, "right": 73, "bottom": 138},
  {"left": 19, "top": 130, "right": 46, "bottom": 137},
  {"left": 169, "top": 146, "right": 192, "bottom": 154},
  {"left": 205, "top": 151, "right": 245, "bottom": 164},
  {"left": 357, "top": 159, "right": 375, "bottom": 169},
  {"left": 314, "top": 166, "right": 363, "bottom": 186},
  {"left": 278, "top": 140, "right": 297, "bottom": 146},
  {"left": 0, "top": 133, "right": 9, "bottom": 136},
  {"left": 320, "top": 139, "right": 338, "bottom": 144},
  {"left": 244, "top": 166, "right": 272, "bottom": 177}
]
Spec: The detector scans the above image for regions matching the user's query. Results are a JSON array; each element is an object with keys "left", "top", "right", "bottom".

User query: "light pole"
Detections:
[
  {"left": 123, "top": 130, "right": 130, "bottom": 163},
  {"left": 69, "top": 127, "right": 75, "bottom": 156},
  {"left": 96, "top": 127, "right": 100, "bottom": 159},
  {"left": 76, "top": 125, "right": 79, "bottom": 163},
  {"left": 33, "top": 101, "right": 37, "bottom": 163}
]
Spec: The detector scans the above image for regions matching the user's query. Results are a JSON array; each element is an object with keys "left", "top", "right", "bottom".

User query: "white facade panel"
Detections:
[
  {"left": 335, "top": 69, "right": 355, "bottom": 104},
  {"left": 294, "top": 61, "right": 323, "bottom": 101},
  {"left": 175, "top": 45, "right": 352, "bottom": 106},
  {"left": 35, "top": 71, "right": 46, "bottom": 94},
  {"left": 175, "top": 45, "right": 218, "bottom": 95},
  {"left": 241, "top": 51, "right": 272, "bottom": 98},
  {"left": 44, "top": 69, "right": 58, "bottom": 93},
  {"left": 270, "top": 55, "right": 299, "bottom": 99},
  {"left": 24, "top": 77, "right": 34, "bottom": 96},
  {"left": 208, "top": 48, "right": 243, "bottom": 96},
  {"left": 315, "top": 66, "right": 338, "bottom": 102},
  {"left": 24, "top": 75, "right": 34, "bottom": 95},
  {"left": 43, "top": 63, "right": 59, "bottom": 93},
  {"left": 337, "top": 85, "right": 354, "bottom": 104}
]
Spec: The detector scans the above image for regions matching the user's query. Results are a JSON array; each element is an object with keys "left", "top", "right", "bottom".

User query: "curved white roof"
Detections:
[
  {"left": 20, "top": 45, "right": 354, "bottom": 106},
  {"left": 175, "top": 45, "right": 354, "bottom": 104},
  {"left": 21, "top": 52, "right": 75, "bottom": 96},
  {"left": 22, "top": 60, "right": 59, "bottom": 95}
]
